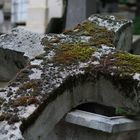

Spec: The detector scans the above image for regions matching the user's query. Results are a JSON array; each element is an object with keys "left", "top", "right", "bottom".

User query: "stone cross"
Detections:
[{"left": 0, "top": 14, "right": 139, "bottom": 140}]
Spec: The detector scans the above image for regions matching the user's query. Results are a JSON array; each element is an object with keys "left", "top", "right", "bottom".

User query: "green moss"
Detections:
[
  {"left": 96, "top": 52, "right": 140, "bottom": 99},
  {"left": 116, "top": 107, "right": 137, "bottom": 116},
  {"left": 16, "top": 80, "right": 41, "bottom": 97},
  {"left": 54, "top": 43, "right": 95, "bottom": 64},
  {"left": 114, "top": 53, "right": 140, "bottom": 74},
  {"left": 20, "top": 81, "right": 37, "bottom": 90},
  {"left": 99, "top": 52, "right": 140, "bottom": 76},
  {"left": 65, "top": 22, "right": 114, "bottom": 47}
]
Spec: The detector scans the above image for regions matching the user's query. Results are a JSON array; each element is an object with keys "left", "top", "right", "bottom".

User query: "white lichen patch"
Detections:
[
  {"left": 45, "top": 50, "right": 56, "bottom": 60},
  {"left": 29, "top": 68, "right": 42, "bottom": 80},
  {"left": 0, "top": 89, "right": 8, "bottom": 99},
  {"left": 92, "top": 51, "right": 102, "bottom": 59},
  {"left": 18, "top": 104, "right": 36, "bottom": 118},
  {"left": 0, "top": 121, "right": 23, "bottom": 140},
  {"left": 92, "top": 45, "right": 115, "bottom": 60},
  {"left": 91, "top": 61, "right": 100, "bottom": 65},
  {"left": 101, "top": 44, "right": 114, "bottom": 55},
  {"left": 88, "top": 15, "right": 131, "bottom": 32},
  {"left": 133, "top": 73, "right": 140, "bottom": 81},
  {"left": 80, "top": 36, "right": 92, "bottom": 43},
  {"left": 30, "top": 59, "right": 43, "bottom": 65},
  {"left": 79, "top": 62, "right": 89, "bottom": 68}
]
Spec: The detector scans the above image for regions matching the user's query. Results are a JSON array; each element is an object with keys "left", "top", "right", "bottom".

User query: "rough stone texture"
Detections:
[
  {"left": 88, "top": 15, "right": 133, "bottom": 52},
  {"left": 0, "top": 28, "right": 45, "bottom": 82},
  {"left": 0, "top": 15, "right": 137, "bottom": 139},
  {"left": 0, "top": 27, "right": 45, "bottom": 59}
]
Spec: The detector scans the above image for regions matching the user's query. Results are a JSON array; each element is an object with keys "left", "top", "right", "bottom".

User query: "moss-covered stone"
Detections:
[
  {"left": 53, "top": 43, "right": 95, "bottom": 64},
  {"left": 16, "top": 80, "right": 42, "bottom": 98},
  {"left": 112, "top": 52, "right": 140, "bottom": 74},
  {"left": 19, "top": 80, "right": 40, "bottom": 91},
  {"left": 64, "top": 22, "right": 115, "bottom": 47},
  {"left": 115, "top": 53, "right": 140, "bottom": 72}
]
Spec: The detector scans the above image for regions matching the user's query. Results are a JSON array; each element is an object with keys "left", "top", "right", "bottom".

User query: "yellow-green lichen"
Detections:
[
  {"left": 54, "top": 43, "right": 95, "bottom": 64},
  {"left": 16, "top": 80, "right": 41, "bottom": 97},
  {"left": 12, "top": 96, "right": 38, "bottom": 107},
  {"left": 19, "top": 80, "right": 39, "bottom": 90},
  {"left": 35, "top": 53, "right": 46, "bottom": 59}
]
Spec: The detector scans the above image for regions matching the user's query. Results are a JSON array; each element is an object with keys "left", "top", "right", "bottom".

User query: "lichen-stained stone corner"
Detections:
[{"left": 0, "top": 15, "right": 138, "bottom": 139}]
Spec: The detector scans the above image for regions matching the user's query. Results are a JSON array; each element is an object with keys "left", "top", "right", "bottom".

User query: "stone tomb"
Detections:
[{"left": 0, "top": 15, "right": 139, "bottom": 140}]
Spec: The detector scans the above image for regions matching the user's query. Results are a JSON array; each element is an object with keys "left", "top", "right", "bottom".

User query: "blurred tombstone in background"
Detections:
[
  {"left": 26, "top": 0, "right": 63, "bottom": 34},
  {"left": 65, "top": 0, "right": 97, "bottom": 29},
  {"left": 11, "top": 0, "right": 28, "bottom": 27},
  {"left": 100, "top": 0, "right": 119, "bottom": 13},
  {"left": 0, "top": 0, "right": 4, "bottom": 34}
]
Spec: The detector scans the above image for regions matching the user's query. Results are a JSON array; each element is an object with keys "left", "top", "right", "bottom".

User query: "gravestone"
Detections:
[
  {"left": 65, "top": 0, "right": 97, "bottom": 29},
  {"left": 0, "top": 14, "right": 140, "bottom": 140}
]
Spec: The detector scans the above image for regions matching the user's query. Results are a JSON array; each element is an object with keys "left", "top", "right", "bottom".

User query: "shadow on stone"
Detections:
[
  {"left": 0, "top": 48, "right": 28, "bottom": 84},
  {"left": 75, "top": 102, "right": 117, "bottom": 117}
]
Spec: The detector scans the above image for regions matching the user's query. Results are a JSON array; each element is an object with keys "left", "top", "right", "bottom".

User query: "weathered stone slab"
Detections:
[
  {"left": 47, "top": 112, "right": 140, "bottom": 140},
  {"left": 0, "top": 15, "right": 138, "bottom": 140},
  {"left": 0, "top": 28, "right": 45, "bottom": 83},
  {"left": 0, "top": 28, "right": 45, "bottom": 59},
  {"left": 65, "top": 110, "right": 140, "bottom": 133}
]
